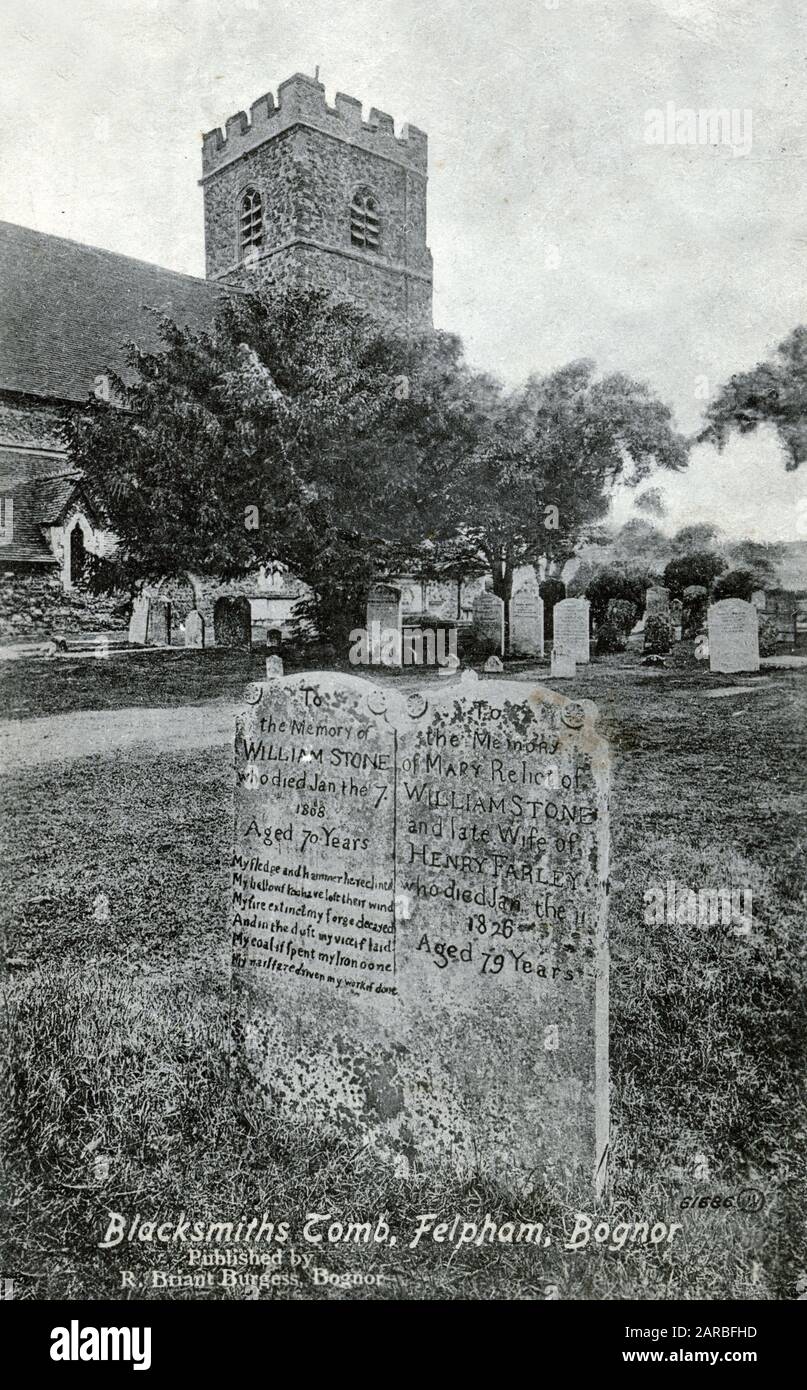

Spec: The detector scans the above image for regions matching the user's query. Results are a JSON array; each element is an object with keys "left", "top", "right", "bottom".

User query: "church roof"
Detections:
[
  {"left": 0, "top": 469, "right": 93, "bottom": 563},
  {"left": 0, "top": 221, "right": 225, "bottom": 405}
]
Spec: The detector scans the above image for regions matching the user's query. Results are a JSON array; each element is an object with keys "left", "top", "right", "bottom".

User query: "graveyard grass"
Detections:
[{"left": 1, "top": 654, "right": 805, "bottom": 1301}]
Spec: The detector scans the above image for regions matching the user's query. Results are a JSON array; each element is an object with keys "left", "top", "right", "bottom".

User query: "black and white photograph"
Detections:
[{"left": 0, "top": 0, "right": 804, "bottom": 1338}]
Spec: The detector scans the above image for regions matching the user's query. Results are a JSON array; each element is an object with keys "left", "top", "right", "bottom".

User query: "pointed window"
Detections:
[
  {"left": 239, "top": 188, "right": 263, "bottom": 259},
  {"left": 350, "top": 190, "right": 380, "bottom": 250}
]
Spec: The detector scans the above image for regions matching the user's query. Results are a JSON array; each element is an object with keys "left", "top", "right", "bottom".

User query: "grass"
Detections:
[{"left": 0, "top": 659, "right": 805, "bottom": 1299}]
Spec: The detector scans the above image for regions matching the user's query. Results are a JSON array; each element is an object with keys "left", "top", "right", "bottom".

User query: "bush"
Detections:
[
  {"left": 644, "top": 613, "right": 673, "bottom": 655},
  {"left": 682, "top": 584, "right": 708, "bottom": 638},
  {"left": 606, "top": 598, "right": 637, "bottom": 635},
  {"left": 664, "top": 551, "right": 727, "bottom": 597},
  {"left": 580, "top": 565, "right": 657, "bottom": 626},
  {"left": 596, "top": 621, "right": 625, "bottom": 654},
  {"left": 758, "top": 615, "right": 779, "bottom": 657},
  {"left": 712, "top": 568, "right": 756, "bottom": 602}
]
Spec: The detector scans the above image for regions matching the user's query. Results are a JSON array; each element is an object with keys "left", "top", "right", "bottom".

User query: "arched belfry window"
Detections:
[
  {"left": 239, "top": 187, "right": 263, "bottom": 259},
  {"left": 350, "top": 189, "right": 380, "bottom": 250}
]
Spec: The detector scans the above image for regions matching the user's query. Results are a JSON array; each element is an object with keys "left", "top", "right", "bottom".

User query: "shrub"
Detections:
[
  {"left": 712, "top": 568, "right": 756, "bottom": 602},
  {"left": 596, "top": 620, "right": 625, "bottom": 654},
  {"left": 580, "top": 565, "right": 657, "bottom": 626},
  {"left": 644, "top": 613, "right": 673, "bottom": 655},
  {"left": 664, "top": 551, "right": 727, "bottom": 597},
  {"left": 758, "top": 615, "right": 779, "bottom": 657},
  {"left": 682, "top": 584, "right": 708, "bottom": 638},
  {"left": 607, "top": 598, "right": 637, "bottom": 635}
]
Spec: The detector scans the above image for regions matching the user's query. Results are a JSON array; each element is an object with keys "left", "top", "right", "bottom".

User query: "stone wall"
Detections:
[
  {"left": 202, "top": 76, "right": 432, "bottom": 330},
  {"left": 0, "top": 568, "right": 127, "bottom": 642}
]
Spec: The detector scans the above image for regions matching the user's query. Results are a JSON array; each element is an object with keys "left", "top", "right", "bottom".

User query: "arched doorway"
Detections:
[{"left": 69, "top": 524, "right": 87, "bottom": 586}]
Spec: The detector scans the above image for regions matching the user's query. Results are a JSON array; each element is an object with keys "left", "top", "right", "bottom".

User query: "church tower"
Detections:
[{"left": 201, "top": 73, "right": 433, "bottom": 330}]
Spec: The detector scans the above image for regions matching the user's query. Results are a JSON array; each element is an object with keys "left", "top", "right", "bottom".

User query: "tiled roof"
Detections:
[
  {"left": 36, "top": 474, "right": 87, "bottom": 523},
  {"left": 0, "top": 221, "right": 225, "bottom": 404},
  {"left": 0, "top": 470, "right": 91, "bottom": 563}
]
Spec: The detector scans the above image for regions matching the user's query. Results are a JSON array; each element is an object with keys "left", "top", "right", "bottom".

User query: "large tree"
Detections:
[
  {"left": 421, "top": 360, "right": 689, "bottom": 613},
  {"left": 65, "top": 285, "right": 437, "bottom": 646},
  {"left": 700, "top": 325, "right": 807, "bottom": 470},
  {"left": 65, "top": 285, "right": 689, "bottom": 650}
]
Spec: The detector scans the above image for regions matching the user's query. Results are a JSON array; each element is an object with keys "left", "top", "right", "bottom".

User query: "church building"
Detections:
[{"left": 0, "top": 73, "right": 433, "bottom": 642}]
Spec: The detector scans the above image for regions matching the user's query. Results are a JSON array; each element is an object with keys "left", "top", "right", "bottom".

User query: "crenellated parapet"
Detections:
[{"left": 202, "top": 73, "right": 428, "bottom": 179}]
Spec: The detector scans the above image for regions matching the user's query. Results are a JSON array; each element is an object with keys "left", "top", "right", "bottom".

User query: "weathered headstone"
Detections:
[
  {"left": 669, "top": 599, "right": 683, "bottom": 642},
  {"left": 230, "top": 672, "right": 610, "bottom": 1192},
  {"left": 128, "top": 594, "right": 150, "bottom": 646},
  {"left": 509, "top": 580, "right": 544, "bottom": 658},
  {"left": 751, "top": 589, "right": 767, "bottom": 612},
  {"left": 184, "top": 610, "right": 205, "bottom": 648},
  {"left": 265, "top": 655, "right": 284, "bottom": 676},
  {"left": 366, "top": 583, "right": 402, "bottom": 666},
  {"left": 553, "top": 598, "right": 590, "bottom": 664},
  {"left": 551, "top": 647, "right": 576, "bottom": 678},
  {"left": 472, "top": 590, "right": 505, "bottom": 656},
  {"left": 484, "top": 654, "right": 504, "bottom": 672},
  {"left": 214, "top": 596, "right": 252, "bottom": 650},
  {"left": 708, "top": 599, "right": 760, "bottom": 674},
  {"left": 147, "top": 598, "right": 171, "bottom": 647},
  {"left": 644, "top": 586, "right": 670, "bottom": 616}
]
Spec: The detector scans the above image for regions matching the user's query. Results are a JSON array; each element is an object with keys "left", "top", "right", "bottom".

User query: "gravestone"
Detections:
[
  {"left": 644, "top": 586, "right": 670, "bottom": 617},
  {"left": 509, "top": 580, "right": 544, "bottom": 658},
  {"left": 484, "top": 654, "right": 503, "bottom": 672},
  {"left": 128, "top": 595, "right": 150, "bottom": 646},
  {"left": 553, "top": 598, "right": 590, "bottom": 664},
  {"left": 366, "top": 584, "right": 402, "bottom": 667},
  {"left": 148, "top": 599, "right": 171, "bottom": 647},
  {"left": 472, "top": 590, "right": 505, "bottom": 656},
  {"left": 231, "top": 672, "right": 610, "bottom": 1193},
  {"left": 265, "top": 655, "right": 284, "bottom": 676},
  {"left": 669, "top": 599, "right": 683, "bottom": 642},
  {"left": 751, "top": 590, "right": 767, "bottom": 612},
  {"left": 214, "top": 596, "right": 252, "bottom": 650},
  {"left": 708, "top": 599, "right": 760, "bottom": 674},
  {"left": 550, "top": 647, "right": 576, "bottom": 678},
  {"left": 184, "top": 610, "right": 205, "bottom": 648}
]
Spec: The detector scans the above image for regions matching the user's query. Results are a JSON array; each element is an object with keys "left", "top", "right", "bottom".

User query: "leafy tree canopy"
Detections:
[
  {"left": 64, "top": 285, "right": 690, "bottom": 643},
  {"left": 699, "top": 325, "right": 807, "bottom": 470}
]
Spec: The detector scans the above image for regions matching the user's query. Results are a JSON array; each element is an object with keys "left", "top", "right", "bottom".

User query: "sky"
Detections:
[{"left": 1, "top": 0, "right": 805, "bottom": 540}]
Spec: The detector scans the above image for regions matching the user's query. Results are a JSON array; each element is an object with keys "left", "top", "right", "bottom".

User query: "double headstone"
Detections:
[
  {"left": 553, "top": 598, "right": 590, "bottom": 664},
  {"left": 472, "top": 590, "right": 505, "bottom": 656},
  {"left": 509, "top": 579, "right": 544, "bottom": 658},
  {"left": 128, "top": 594, "right": 171, "bottom": 647},
  {"left": 214, "top": 596, "right": 252, "bottom": 650},
  {"left": 366, "top": 584, "right": 402, "bottom": 667},
  {"left": 707, "top": 599, "right": 760, "bottom": 673},
  {"left": 230, "top": 672, "right": 610, "bottom": 1193}
]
